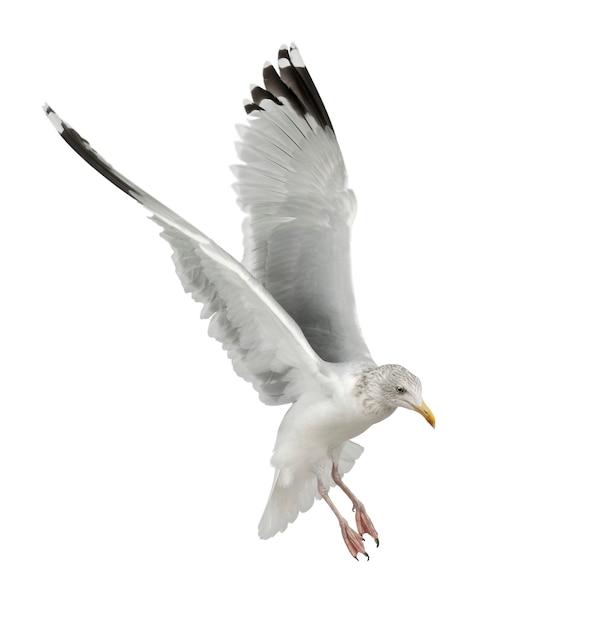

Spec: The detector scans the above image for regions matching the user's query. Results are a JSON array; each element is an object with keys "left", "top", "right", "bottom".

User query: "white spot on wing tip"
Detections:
[
  {"left": 289, "top": 46, "right": 305, "bottom": 68},
  {"left": 45, "top": 106, "right": 65, "bottom": 134},
  {"left": 278, "top": 58, "right": 291, "bottom": 69}
]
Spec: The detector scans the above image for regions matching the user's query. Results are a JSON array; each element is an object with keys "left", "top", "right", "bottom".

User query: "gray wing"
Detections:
[
  {"left": 232, "top": 44, "right": 373, "bottom": 365},
  {"left": 44, "top": 104, "right": 327, "bottom": 406}
]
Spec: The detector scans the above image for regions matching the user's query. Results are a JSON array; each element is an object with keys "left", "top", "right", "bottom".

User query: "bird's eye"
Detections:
[{"left": 395, "top": 386, "right": 406, "bottom": 394}]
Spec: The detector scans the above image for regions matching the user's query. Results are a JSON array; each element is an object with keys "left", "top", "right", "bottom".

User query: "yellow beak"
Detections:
[{"left": 411, "top": 400, "right": 435, "bottom": 428}]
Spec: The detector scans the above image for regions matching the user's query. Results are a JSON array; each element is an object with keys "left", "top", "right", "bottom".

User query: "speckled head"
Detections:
[{"left": 358, "top": 364, "right": 435, "bottom": 427}]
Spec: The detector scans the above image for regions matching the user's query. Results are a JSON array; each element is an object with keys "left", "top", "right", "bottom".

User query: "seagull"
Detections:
[{"left": 44, "top": 43, "right": 435, "bottom": 560}]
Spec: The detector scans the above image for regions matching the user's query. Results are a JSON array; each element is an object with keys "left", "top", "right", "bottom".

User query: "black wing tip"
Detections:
[
  {"left": 250, "top": 84, "right": 282, "bottom": 107},
  {"left": 43, "top": 103, "right": 140, "bottom": 201},
  {"left": 244, "top": 44, "right": 334, "bottom": 133},
  {"left": 278, "top": 45, "right": 291, "bottom": 62},
  {"left": 244, "top": 102, "right": 264, "bottom": 114}
]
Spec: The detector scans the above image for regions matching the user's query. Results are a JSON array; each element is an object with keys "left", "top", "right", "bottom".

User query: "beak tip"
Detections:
[
  {"left": 420, "top": 401, "right": 435, "bottom": 429},
  {"left": 408, "top": 401, "right": 436, "bottom": 429}
]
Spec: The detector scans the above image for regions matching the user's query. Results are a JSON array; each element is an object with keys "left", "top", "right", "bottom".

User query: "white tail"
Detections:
[{"left": 258, "top": 440, "right": 364, "bottom": 538}]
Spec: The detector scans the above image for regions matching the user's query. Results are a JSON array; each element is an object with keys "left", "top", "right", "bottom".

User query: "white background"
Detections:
[{"left": 2, "top": 1, "right": 597, "bottom": 624}]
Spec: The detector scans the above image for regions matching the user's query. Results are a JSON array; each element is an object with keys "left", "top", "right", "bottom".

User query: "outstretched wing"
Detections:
[
  {"left": 44, "top": 104, "right": 326, "bottom": 406},
  {"left": 233, "top": 44, "right": 374, "bottom": 365}
]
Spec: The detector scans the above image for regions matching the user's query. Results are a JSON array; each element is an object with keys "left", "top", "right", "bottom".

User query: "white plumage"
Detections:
[{"left": 44, "top": 43, "right": 434, "bottom": 560}]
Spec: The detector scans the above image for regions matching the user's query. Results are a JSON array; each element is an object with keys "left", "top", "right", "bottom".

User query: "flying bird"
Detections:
[{"left": 44, "top": 44, "right": 435, "bottom": 560}]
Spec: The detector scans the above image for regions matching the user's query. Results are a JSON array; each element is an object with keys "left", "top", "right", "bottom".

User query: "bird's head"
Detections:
[{"left": 361, "top": 364, "right": 435, "bottom": 427}]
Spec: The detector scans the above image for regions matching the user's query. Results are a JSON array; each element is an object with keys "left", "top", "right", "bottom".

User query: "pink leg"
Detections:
[
  {"left": 318, "top": 480, "right": 369, "bottom": 561},
  {"left": 332, "top": 464, "right": 379, "bottom": 547}
]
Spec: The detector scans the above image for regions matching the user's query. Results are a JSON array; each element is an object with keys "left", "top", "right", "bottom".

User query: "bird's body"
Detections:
[
  {"left": 261, "top": 361, "right": 398, "bottom": 537},
  {"left": 44, "top": 44, "right": 434, "bottom": 559},
  {"left": 274, "top": 363, "right": 404, "bottom": 469}
]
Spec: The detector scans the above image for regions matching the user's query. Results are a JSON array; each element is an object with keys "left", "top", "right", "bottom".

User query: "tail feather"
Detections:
[{"left": 258, "top": 440, "right": 364, "bottom": 539}]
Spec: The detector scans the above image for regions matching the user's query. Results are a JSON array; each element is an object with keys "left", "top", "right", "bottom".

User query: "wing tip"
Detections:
[
  {"left": 43, "top": 102, "right": 66, "bottom": 135},
  {"left": 42, "top": 103, "right": 150, "bottom": 205},
  {"left": 244, "top": 44, "right": 334, "bottom": 133},
  {"left": 289, "top": 43, "right": 305, "bottom": 68}
]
